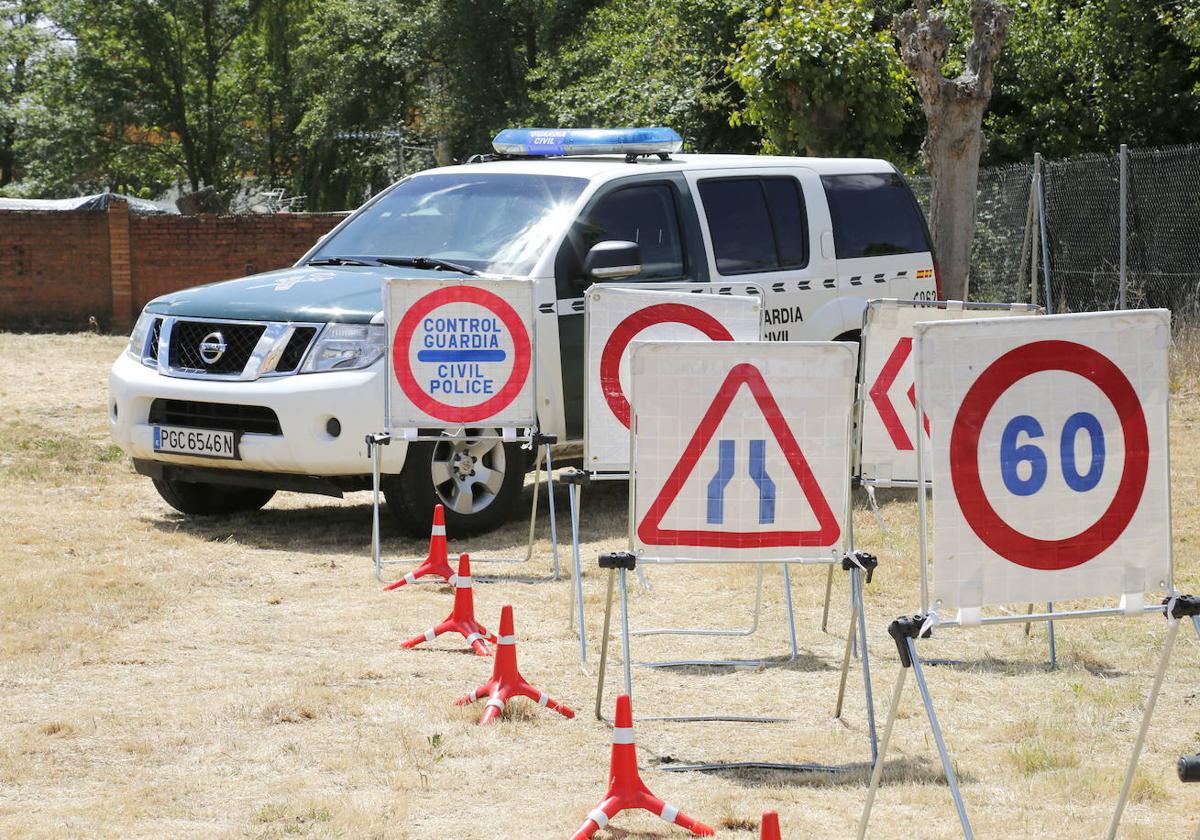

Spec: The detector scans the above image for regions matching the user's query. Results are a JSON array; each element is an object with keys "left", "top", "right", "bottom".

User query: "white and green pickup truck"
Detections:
[{"left": 109, "top": 127, "right": 938, "bottom": 536}]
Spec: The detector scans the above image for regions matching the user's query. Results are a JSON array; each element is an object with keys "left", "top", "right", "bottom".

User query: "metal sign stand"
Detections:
[
  {"left": 367, "top": 428, "right": 559, "bottom": 584},
  {"left": 591, "top": 547, "right": 879, "bottom": 773},
  {"left": 858, "top": 326, "right": 1200, "bottom": 837},
  {"left": 561, "top": 467, "right": 775, "bottom": 665},
  {"left": 370, "top": 277, "right": 559, "bottom": 585},
  {"left": 840, "top": 298, "right": 1057, "bottom": 668},
  {"left": 857, "top": 598, "right": 1200, "bottom": 840}
]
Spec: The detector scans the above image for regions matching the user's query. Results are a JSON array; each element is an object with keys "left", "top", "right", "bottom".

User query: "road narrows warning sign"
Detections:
[
  {"left": 385, "top": 278, "right": 536, "bottom": 429},
  {"left": 585, "top": 286, "right": 760, "bottom": 473},
  {"left": 915, "top": 309, "right": 1172, "bottom": 611},
  {"left": 631, "top": 341, "right": 854, "bottom": 562}
]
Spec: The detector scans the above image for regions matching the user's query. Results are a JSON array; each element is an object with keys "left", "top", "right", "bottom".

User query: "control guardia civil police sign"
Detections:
[{"left": 384, "top": 277, "right": 536, "bottom": 429}]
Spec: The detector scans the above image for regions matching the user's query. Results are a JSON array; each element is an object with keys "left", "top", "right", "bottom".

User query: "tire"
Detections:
[
  {"left": 384, "top": 428, "right": 528, "bottom": 537},
  {"left": 152, "top": 478, "right": 275, "bottom": 516}
]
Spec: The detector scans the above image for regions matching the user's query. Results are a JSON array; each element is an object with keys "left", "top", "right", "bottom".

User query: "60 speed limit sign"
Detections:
[{"left": 914, "top": 309, "right": 1172, "bottom": 611}]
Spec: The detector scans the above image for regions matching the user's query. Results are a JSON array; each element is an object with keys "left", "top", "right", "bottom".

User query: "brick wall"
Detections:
[
  {"left": 0, "top": 200, "right": 346, "bottom": 332},
  {"left": 0, "top": 210, "right": 112, "bottom": 330}
]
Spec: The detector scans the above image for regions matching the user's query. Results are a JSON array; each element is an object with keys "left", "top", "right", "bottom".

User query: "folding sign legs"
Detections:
[
  {"left": 369, "top": 432, "right": 391, "bottom": 582},
  {"left": 1107, "top": 595, "right": 1200, "bottom": 839},
  {"left": 858, "top": 617, "right": 972, "bottom": 840},
  {"left": 594, "top": 553, "right": 636, "bottom": 721},
  {"left": 565, "top": 472, "right": 587, "bottom": 663},
  {"left": 471, "top": 433, "right": 560, "bottom": 580},
  {"left": 834, "top": 554, "right": 880, "bottom": 765},
  {"left": 1022, "top": 602, "right": 1058, "bottom": 669}
]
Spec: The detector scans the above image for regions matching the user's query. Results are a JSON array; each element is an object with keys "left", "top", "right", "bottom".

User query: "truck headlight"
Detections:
[
  {"left": 301, "top": 324, "right": 386, "bottom": 372},
  {"left": 126, "top": 311, "right": 156, "bottom": 361}
]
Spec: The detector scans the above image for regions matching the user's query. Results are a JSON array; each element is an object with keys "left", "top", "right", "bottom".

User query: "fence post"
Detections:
[
  {"left": 107, "top": 197, "right": 134, "bottom": 331},
  {"left": 1034, "top": 152, "right": 1054, "bottom": 314},
  {"left": 1119, "top": 143, "right": 1128, "bottom": 309}
]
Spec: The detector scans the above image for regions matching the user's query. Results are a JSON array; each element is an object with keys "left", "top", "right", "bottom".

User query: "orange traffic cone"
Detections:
[
  {"left": 455, "top": 605, "right": 574, "bottom": 724},
  {"left": 571, "top": 694, "right": 714, "bottom": 839},
  {"left": 383, "top": 504, "right": 455, "bottom": 590},
  {"left": 400, "top": 553, "right": 495, "bottom": 656},
  {"left": 760, "top": 810, "right": 781, "bottom": 840}
]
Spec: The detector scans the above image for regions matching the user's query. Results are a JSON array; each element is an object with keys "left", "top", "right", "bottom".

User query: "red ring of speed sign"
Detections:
[
  {"left": 948, "top": 339, "right": 1149, "bottom": 571},
  {"left": 392, "top": 286, "right": 532, "bottom": 423},
  {"left": 600, "top": 303, "right": 734, "bottom": 428}
]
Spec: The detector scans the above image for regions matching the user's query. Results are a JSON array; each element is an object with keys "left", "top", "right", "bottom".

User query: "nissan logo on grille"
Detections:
[{"left": 198, "top": 331, "right": 227, "bottom": 365}]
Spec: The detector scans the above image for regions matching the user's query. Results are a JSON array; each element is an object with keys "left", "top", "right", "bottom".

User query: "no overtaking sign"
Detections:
[{"left": 384, "top": 278, "right": 536, "bottom": 429}]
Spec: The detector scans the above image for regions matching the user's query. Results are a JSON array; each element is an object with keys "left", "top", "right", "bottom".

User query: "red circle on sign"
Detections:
[
  {"left": 949, "top": 340, "right": 1149, "bottom": 571},
  {"left": 600, "top": 303, "right": 735, "bottom": 428},
  {"left": 392, "top": 286, "right": 531, "bottom": 423}
]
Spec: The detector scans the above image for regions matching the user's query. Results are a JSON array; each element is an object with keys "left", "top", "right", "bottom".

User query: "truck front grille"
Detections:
[
  {"left": 148, "top": 399, "right": 283, "bottom": 435},
  {"left": 169, "top": 321, "right": 266, "bottom": 374}
]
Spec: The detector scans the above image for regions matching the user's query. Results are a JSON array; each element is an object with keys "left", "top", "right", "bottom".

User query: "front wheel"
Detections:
[
  {"left": 384, "top": 429, "right": 528, "bottom": 537},
  {"left": 152, "top": 478, "right": 276, "bottom": 516}
]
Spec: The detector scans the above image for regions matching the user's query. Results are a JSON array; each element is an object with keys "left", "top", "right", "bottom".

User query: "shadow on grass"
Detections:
[
  {"left": 633, "top": 650, "right": 833, "bottom": 675},
  {"left": 922, "top": 651, "right": 1124, "bottom": 678},
  {"left": 141, "top": 476, "right": 632, "bottom": 557},
  {"left": 649, "top": 754, "right": 969, "bottom": 789}
]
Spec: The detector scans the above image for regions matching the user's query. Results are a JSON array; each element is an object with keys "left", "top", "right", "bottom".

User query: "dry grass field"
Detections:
[{"left": 1, "top": 331, "right": 1199, "bottom": 839}]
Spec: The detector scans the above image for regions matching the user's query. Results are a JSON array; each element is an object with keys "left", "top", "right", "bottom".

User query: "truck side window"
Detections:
[
  {"left": 697, "top": 177, "right": 808, "bottom": 274},
  {"left": 571, "top": 184, "right": 686, "bottom": 281},
  {"left": 821, "top": 173, "right": 931, "bottom": 258}
]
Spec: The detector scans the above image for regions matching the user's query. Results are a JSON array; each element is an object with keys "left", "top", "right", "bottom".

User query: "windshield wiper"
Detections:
[
  {"left": 307, "top": 256, "right": 382, "bottom": 267},
  {"left": 372, "top": 256, "right": 479, "bottom": 276}
]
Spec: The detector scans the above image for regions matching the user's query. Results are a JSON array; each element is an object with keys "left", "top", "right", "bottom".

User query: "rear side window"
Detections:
[
  {"left": 697, "top": 177, "right": 808, "bottom": 274},
  {"left": 573, "top": 184, "right": 685, "bottom": 280},
  {"left": 821, "top": 172, "right": 930, "bottom": 258}
]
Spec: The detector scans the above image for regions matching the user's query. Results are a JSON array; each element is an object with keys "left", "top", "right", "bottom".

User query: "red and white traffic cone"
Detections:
[
  {"left": 571, "top": 694, "right": 714, "bottom": 839},
  {"left": 382, "top": 504, "right": 455, "bottom": 590},
  {"left": 400, "top": 553, "right": 495, "bottom": 656},
  {"left": 454, "top": 604, "right": 575, "bottom": 725},
  {"left": 760, "top": 810, "right": 781, "bottom": 840}
]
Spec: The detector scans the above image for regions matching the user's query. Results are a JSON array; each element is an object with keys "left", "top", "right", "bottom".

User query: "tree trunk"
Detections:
[
  {"left": 895, "top": 0, "right": 1010, "bottom": 301},
  {"left": 923, "top": 95, "right": 987, "bottom": 301}
]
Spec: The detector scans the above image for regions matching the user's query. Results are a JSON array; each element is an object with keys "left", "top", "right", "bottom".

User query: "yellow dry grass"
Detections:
[{"left": 0, "top": 331, "right": 1198, "bottom": 839}]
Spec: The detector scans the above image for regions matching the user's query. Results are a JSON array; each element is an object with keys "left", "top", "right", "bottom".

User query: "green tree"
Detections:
[
  {"left": 983, "top": 0, "right": 1200, "bottom": 163},
  {"left": 50, "top": 0, "right": 266, "bottom": 194},
  {"left": 0, "top": 1, "right": 54, "bottom": 187},
  {"left": 530, "top": 0, "right": 758, "bottom": 153},
  {"left": 729, "top": 0, "right": 913, "bottom": 157}
]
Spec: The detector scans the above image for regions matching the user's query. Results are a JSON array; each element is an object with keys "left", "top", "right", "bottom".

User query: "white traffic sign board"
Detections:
[
  {"left": 915, "top": 309, "right": 1172, "bottom": 612},
  {"left": 585, "top": 286, "right": 761, "bottom": 473},
  {"left": 384, "top": 277, "right": 536, "bottom": 430},
  {"left": 631, "top": 341, "right": 854, "bottom": 562},
  {"left": 858, "top": 299, "right": 1040, "bottom": 486}
]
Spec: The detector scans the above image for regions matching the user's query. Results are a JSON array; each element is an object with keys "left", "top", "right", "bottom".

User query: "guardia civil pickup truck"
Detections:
[{"left": 109, "top": 127, "right": 938, "bottom": 535}]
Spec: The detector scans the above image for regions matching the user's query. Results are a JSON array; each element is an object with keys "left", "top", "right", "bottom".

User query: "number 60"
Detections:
[{"left": 1000, "top": 412, "right": 1105, "bottom": 496}]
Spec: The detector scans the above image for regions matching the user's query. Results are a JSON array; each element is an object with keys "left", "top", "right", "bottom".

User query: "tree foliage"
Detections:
[
  {"left": 530, "top": 0, "right": 758, "bottom": 154},
  {"left": 729, "top": 0, "right": 912, "bottom": 157},
  {"left": 2, "top": 0, "right": 1200, "bottom": 208}
]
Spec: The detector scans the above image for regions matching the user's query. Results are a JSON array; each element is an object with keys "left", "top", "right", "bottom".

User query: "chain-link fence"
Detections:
[{"left": 910, "top": 143, "right": 1200, "bottom": 322}]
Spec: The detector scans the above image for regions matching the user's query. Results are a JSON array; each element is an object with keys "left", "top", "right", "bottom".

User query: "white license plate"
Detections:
[{"left": 153, "top": 426, "right": 240, "bottom": 460}]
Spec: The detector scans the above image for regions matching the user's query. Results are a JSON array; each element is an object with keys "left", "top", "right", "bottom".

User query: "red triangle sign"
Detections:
[{"left": 637, "top": 363, "right": 841, "bottom": 550}]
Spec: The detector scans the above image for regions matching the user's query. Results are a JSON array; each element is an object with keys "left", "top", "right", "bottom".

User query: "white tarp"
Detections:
[
  {"left": 915, "top": 309, "right": 1172, "bottom": 613},
  {"left": 857, "top": 299, "right": 1041, "bottom": 486},
  {"left": 631, "top": 341, "right": 855, "bottom": 563},
  {"left": 585, "top": 286, "right": 761, "bottom": 473},
  {"left": 384, "top": 277, "right": 536, "bottom": 431}
]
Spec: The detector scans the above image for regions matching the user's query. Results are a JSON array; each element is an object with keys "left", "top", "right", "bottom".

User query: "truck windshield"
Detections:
[{"left": 310, "top": 172, "right": 588, "bottom": 276}]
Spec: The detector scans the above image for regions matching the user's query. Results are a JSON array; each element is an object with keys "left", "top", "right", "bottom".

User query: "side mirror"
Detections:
[{"left": 583, "top": 240, "right": 642, "bottom": 284}]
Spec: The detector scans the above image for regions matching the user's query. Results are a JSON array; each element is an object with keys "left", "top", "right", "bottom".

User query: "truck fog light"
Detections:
[{"left": 326, "top": 417, "right": 341, "bottom": 438}]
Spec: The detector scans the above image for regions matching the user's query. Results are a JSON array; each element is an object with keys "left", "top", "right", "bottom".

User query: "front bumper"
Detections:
[{"left": 108, "top": 353, "right": 408, "bottom": 477}]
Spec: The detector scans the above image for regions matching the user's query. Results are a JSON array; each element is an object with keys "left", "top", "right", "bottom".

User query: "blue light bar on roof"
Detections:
[{"left": 492, "top": 127, "right": 684, "bottom": 157}]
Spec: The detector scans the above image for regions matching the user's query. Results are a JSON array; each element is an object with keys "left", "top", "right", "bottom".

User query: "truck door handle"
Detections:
[{"left": 820, "top": 231, "right": 835, "bottom": 261}]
